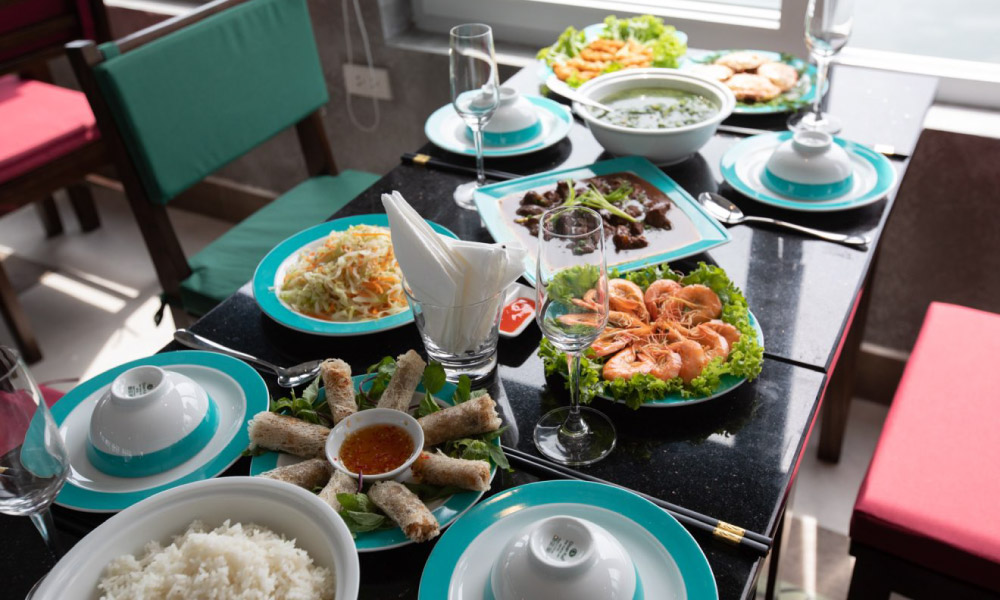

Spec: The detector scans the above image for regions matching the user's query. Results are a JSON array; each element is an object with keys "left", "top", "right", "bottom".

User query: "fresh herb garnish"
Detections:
[
  {"left": 270, "top": 375, "right": 330, "bottom": 426},
  {"left": 560, "top": 180, "right": 637, "bottom": 222},
  {"left": 335, "top": 492, "right": 392, "bottom": 536}
]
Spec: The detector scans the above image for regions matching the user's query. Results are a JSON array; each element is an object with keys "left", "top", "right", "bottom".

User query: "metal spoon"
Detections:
[
  {"left": 698, "top": 192, "right": 870, "bottom": 249},
  {"left": 544, "top": 74, "right": 612, "bottom": 113},
  {"left": 173, "top": 329, "right": 323, "bottom": 387}
]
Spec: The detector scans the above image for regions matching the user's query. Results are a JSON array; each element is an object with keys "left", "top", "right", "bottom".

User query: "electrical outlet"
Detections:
[{"left": 343, "top": 64, "right": 392, "bottom": 100}]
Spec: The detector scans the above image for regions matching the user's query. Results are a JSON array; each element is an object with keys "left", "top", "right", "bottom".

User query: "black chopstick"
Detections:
[
  {"left": 401, "top": 153, "right": 519, "bottom": 181},
  {"left": 502, "top": 445, "right": 772, "bottom": 555}
]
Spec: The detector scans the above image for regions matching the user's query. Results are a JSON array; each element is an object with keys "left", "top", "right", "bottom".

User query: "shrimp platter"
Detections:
[{"left": 539, "top": 262, "right": 764, "bottom": 408}]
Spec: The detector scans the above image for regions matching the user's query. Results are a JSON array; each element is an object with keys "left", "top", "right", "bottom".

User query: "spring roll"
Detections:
[
  {"left": 377, "top": 350, "right": 426, "bottom": 412},
  {"left": 321, "top": 359, "right": 356, "bottom": 424},
  {"left": 418, "top": 394, "right": 502, "bottom": 447},
  {"left": 412, "top": 451, "right": 491, "bottom": 492},
  {"left": 368, "top": 480, "right": 439, "bottom": 543},
  {"left": 318, "top": 469, "right": 358, "bottom": 512},
  {"left": 258, "top": 458, "right": 331, "bottom": 489},
  {"left": 248, "top": 411, "right": 330, "bottom": 458}
]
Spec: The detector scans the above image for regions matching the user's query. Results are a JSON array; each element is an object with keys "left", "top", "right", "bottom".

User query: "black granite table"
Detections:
[{"left": 4, "top": 63, "right": 937, "bottom": 600}]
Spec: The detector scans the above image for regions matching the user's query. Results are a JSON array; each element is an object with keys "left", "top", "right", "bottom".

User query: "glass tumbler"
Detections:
[{"left": 404, "top": 286, "right": 504, "bottom": 382}]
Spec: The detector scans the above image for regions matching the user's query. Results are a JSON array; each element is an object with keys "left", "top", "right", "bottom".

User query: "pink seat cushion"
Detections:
[
  {"left": 0, "top": 75, "right": 99, "bottom": 184},
  {"left": 851, "top": 302, "right": 1000, "bottom": 593}
]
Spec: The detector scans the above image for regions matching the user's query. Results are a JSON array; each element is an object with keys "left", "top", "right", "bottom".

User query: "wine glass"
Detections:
[
  {"left": 449, "top": 23, "right": 499, "bottom": 210},
  {"left": 788, "top": 0, "right": 855, "bottom": 134},
  {"left": 534, "top": 206, "right": 616, "bottom": 465},
  {"left": 0, "top": 347, "right": 69, "bottom": 556}
]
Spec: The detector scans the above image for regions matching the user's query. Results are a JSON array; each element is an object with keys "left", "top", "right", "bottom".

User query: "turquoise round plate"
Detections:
[
  {"left": 252, "top": 214, "right": 457, "bottom": 336},
  {"left": 593, "top": 310, "right": 764, "bottom": 408},
  {"left": 682, "top": 49, "right": 821, "bottom": 114},
  {"left": 250, "top": 375, "right": 499, "bottom": 552},
  {"left": 51, "top": 351, "right": 268, "bottom": 512},
  {"left": 720, "top": 132, "right": 898, "bottom": 212},
  {"left": 424, "top": 96, "right": 572, "bottom": 158},
  {"left": 419, "top": 480, "right": 718, "bottom": 599}
]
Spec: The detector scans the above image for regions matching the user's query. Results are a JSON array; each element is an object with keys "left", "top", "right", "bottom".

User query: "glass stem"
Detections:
[
  {"left": 473, "top": 125, "right": 486, "bottom": 188},
  {"left": 560, "top": 351, "right": 588, "bottom": 437},
  {"left": 812, "top": 54, "right": 830, "bottom": 119},
  {"left": 30, "top": 509, "right": 60, "bottom": 557}
]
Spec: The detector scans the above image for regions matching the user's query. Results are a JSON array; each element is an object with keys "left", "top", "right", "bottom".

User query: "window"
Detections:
[{"left": 405, "top": 0, "right": 1000, "bottom": 108}]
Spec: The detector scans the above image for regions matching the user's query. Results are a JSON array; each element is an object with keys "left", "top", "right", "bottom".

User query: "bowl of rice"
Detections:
[{"left": 31, "top": 477, "right": 359, "bottom": 600}]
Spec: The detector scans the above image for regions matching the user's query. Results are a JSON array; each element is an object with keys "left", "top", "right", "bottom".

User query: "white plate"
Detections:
[
  {"left": 424, "top": 96, "right": 572, "bottom": 157},
  {"left": 51, "top": 351, "right": 268, "bottom": 512}
]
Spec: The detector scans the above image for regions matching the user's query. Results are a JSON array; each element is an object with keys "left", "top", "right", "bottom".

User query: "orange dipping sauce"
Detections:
[
  {"left": 500, "top": 298, "right": 535, "bottom": 333},
  {"left": 340, "top": 424, "right": 414, "bottom": 475}
]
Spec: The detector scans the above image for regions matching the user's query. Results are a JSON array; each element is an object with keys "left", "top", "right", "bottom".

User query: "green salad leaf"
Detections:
[
  {"left": 547, "top": 264, "right": 601, "bottom": 305},
  {"left": 599, "top": 15, "right": 686, "bottom": 69},
  {"left": 536, "top": 26, "right": 588, "bottom": 66},
  {"left": 538, "top": 262, "right": 763, "bottom": 408}
]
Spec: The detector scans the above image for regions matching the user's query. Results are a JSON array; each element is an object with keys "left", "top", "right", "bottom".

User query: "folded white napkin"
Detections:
[{"left": 381, "top": 191, "right": 526, "bottom": 353}]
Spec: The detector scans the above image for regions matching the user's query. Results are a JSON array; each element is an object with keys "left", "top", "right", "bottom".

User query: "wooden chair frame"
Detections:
[
  {"left": 0, "top": 0, "right": 112, "bottom": 362},
  {"left": 65, "top": 0, "right": 339, "bottom": 326}
]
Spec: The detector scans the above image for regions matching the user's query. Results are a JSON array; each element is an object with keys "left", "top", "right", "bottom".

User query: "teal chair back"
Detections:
[
  {"left": 65, "top": 0, "right": 353, "bottom": 322},
  {"left": 91, "top": 0, "right": 329, "bottom": 204}
]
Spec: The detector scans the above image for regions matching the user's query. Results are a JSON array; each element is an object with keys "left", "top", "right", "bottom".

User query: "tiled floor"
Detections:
[
  {"left": 0, "top": 186, "right": 231, "bottom": 387},
  {"left": 1, "top": 186, "right": 890, "bottom": 599}
]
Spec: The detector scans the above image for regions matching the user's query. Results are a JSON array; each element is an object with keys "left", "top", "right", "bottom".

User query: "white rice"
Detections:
[{"left": 97, "top": 520, "right": 335, "bottom": 600}]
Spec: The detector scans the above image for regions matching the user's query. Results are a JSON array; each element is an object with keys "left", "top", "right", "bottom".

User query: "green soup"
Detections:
[{"left": 596, "top": 87, "right": 718, "bottom": 129}]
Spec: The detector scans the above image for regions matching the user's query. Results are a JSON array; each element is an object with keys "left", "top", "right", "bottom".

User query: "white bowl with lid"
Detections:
[
  {"left": 490, "top": 515, "right": 640, "bottom": 600},
  {"left": 762, "top": 130, "right": 854, "bottom": 200},
  {"left": 87, "top": 365, "right": 218, "bottom": 478},
  {"left": 466, "top": 86, "right": 542, "bottom": 147}
]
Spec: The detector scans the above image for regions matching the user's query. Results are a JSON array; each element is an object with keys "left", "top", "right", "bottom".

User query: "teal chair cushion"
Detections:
[
  {"left": 179, "top": 170, "right": 380, "bottom": 316},
  {"left": 93, "top": 0, "right": 328, "bottom": 204}
]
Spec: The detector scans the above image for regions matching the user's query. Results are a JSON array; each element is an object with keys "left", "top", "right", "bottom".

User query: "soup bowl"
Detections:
[{"left": 573, "top": 68, "right": 735, "bottom": 166}]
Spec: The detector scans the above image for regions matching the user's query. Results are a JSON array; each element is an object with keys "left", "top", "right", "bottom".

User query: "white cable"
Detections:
[{"left": 342, "top": 0, "right": 380, "bottom": 132}]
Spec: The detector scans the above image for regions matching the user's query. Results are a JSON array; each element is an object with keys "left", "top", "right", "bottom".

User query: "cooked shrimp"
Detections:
[
  {"left": 643, "top": 343, "right": 682, "bottom": 381},
  {"left": 602, "top": 346, "right": 655, "bottom": 381},
  {"left": 664, "top": 284, "right": 722, "bottom": 326},
  {"left": 608, "top": 279, "right": 649, "bottom": 321},
  {"left": 590, "top": 325, "right": 652, "bottom": 357},
  {"left": 607, "top": 310, "right": 645, "bottom": 329},
  {"left": 668, "top": 340, "right": 709, "bottom": 383},
  {"left": 704, "top": 320, "right": 741, "bottom": 349},
  {"left": 644, "top": 279, "right": 682, "bottom": 320},
  {"left": 556, "top": 313, "right": 603, "bottom": 328},
  {"left": 652, "top": 318, "right": 692, "bottom": 343},
  {"left": 688, "top": 324, "right": 730, "bottom": 360}
]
